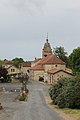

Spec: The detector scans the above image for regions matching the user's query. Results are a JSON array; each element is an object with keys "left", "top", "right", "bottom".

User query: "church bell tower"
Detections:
[{"left": 42, "top": 34, "right": 52, "bottom": 58}]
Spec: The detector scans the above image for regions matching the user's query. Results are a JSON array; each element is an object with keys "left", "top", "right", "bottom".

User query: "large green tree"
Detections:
[
  {"left": 53, "top": 46, "right": 69, "bottom": 66},
  {"left": 69, "top": 47, "right": 80, "bottom": 74},
  {"left": 12, "top": 57, "right": 24, "bottom": 68}
]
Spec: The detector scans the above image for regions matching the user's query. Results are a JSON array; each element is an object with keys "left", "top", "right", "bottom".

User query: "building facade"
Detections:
[{"left": 30, "top": 37, "right": 73, "bottom": 83}]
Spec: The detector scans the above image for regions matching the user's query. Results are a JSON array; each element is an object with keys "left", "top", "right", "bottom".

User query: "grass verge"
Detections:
[{"left": 45, "top": 96, "right": 80, "bottom": 120}]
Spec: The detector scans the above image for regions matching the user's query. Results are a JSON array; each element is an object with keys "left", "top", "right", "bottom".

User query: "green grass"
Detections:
[{"left": 62, "top": 108, "right": 80, "bottom": 114}]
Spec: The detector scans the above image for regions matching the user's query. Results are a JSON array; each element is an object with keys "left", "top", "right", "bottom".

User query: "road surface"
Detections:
[{"left": 12, "top": 81, "right": 64, "bottom": 120}]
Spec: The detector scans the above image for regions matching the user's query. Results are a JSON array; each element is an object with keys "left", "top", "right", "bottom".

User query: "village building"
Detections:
[
  {"left": 21, "top": 62, "right": 31, "bottom": 73},
  {"left": 4, "top": 60, "right": 21, "bottom": 77},
  {"left": 3, "top": 37, "right": 73, "bottom": 83},
  {"left": 48, "top": 68, "right": 73, "bottom": 83},
  {"left": 30, "top": 37, "right": 73, "bottom": 84},
  {"left": 7, "top": 65, "right": 21, "bottom": 76}
]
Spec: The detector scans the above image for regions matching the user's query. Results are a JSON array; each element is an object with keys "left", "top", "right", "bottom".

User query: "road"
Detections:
[
  {"left": 0, "top": 81, "right": 64, "bottom": 120},
  {"left": 11, "top": 81, "right": 64, "bottom": 120}
]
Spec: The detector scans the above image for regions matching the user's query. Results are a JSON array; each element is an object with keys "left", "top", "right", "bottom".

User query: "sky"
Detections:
[{"left": 0, "top": 0, "right": 80, "bottom": 61}]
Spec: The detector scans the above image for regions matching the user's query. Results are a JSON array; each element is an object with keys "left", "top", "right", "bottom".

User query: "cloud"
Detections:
[{"left": 1, "top": 0, "right": 46, "bottom": 15}]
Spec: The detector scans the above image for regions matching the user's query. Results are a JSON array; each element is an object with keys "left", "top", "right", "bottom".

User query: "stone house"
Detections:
[
  {"left": 21, "top": 62, "right": 31, "bottom": 73},
  {"left": 7, "top": 65, "right": 21, "bottom": 76},
  {"left": 48, "top": 68, "right": 73, "bottom": 83}
]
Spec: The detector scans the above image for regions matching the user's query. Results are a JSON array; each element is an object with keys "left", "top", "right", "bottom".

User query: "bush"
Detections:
[
  {"left": 49, "top": 77, "right": 80, "bottom": 109},
  {"left": 49, "top": 78, "right": 68, "bottom": 105},
  {"left": 19, "top": 94, "right": 27, "bottom": 101}
]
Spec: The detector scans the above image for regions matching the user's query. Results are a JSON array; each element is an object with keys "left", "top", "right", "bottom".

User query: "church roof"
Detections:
[
  {"left": 30, "top": 55, "right": 65, "bottom": 71},
  {"left": 41, "top": 55, "right": 65, "bottom": 65},
  {"left": 31, "top": 64, "right": 44, "bottom": 71}
]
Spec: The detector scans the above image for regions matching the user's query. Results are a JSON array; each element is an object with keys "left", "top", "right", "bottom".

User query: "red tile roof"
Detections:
[
  {"left": 22, "top": 62, "right": 31, "bottom": 67},
  {"left": 31, "top": 64, "right": 44, "bottom": 71},
  {"left": 48, "top": 68, "right": 73, "bottom": 75},
  {"left": 34, "top": 58, "right": 42, "bottom": 63},
  {"left": 41, "top": 55, "right": 65, "bottom": 65},
  {"left": 48, "top": 68, "right": 61, "bottom": 74},
  {"left": 4, "top": 60, "right": 13, "bottom": 65}
]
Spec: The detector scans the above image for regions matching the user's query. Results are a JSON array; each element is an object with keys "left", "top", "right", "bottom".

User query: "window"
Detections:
[
  {"left": 11, "top": 69, "right": 15, "bottom": 72},
  {"left": 55, "top": 65, "right": 57, "bottom": 67}
]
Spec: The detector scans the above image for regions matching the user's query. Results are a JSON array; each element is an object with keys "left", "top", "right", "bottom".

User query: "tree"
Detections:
[
  {"left": 69, "top": 47, "right": 80, "bottom": 74},
  {"left": 0, "top": 66, "right": 8, "bottom": 82},
  {"left": 0, "top": 60, "right": 5, "bottom": 66},
  {"left": 53, "top": 46, "right": 69, "bottom": 66},
  {"left": 12, "top": 57, "right": 24, "bottom": 68}
]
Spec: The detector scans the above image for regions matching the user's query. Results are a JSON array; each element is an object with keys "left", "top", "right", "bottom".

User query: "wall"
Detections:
[
  {"left": 48, "top": 71, "right": 73, "bottom": 84},
  {"left": 7, "top": 66, "right": 21, "bottom": 75},
  {"left": 33, "top": 70, "right": 44, "bottom": 81},
  {"left": 44, "top": 64, "right": 66, "bottom": 72},
  {"left": 21, "top": 66, "right": 31, "bottom": 73}
]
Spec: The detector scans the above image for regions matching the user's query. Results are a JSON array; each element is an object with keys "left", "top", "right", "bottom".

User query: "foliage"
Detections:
[
  {"left": 49, "top": 77, "right": 80, "bottom": 109},
  {"left": 53, "top": 46, "right": 69, "bottom": 67},
  {"left": 0, "top": 66, "right": 8, "bottom": 81},
  {"left": 69, "top": 47, "right": 80, "bottom": 74},
  {"left": 0, "top": 60, "right": 5, "bottom": 66},
  {"left": 12, "top": 57, "right": 24, "bottom": 68},
  {"left": 19, "top": 94, "right": 27, "bottom": 101},
  {"left": 49, "top": 78, "right": 68, "bottom": 105}
]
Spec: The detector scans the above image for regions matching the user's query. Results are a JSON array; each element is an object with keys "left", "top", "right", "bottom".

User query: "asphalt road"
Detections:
[{"left": 11, "top": 81, "right": 64, "bottom": 120}]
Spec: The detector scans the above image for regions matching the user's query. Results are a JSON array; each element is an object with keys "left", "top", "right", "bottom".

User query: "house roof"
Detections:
[
  {"left": 48, "top": 68, "right": 73, "bottom": 75},
  {"left": 31, "top": 64, "right": 44, "bottom": 71},
  {"left": 4, "top": 60, "right": 13, "bottom": 65},
  {"left": 30, "top": 55, "right": 66, "bottom": 71},
  {"left": 41, "top": 55, "right": 65, "bottom": 65},
  {"left": 7, "top": 65, "right": 21, "bottom": 71},
  {"left": 34, "top": 58, "right": 42, "bottom": 63},
  {"left": 22, "top": 62, "right": 31, "bottom": 67}
]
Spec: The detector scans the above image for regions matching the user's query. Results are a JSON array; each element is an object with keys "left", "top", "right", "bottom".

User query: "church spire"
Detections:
[
  {"left": 42, "top": 34, "right": 52, "bottom": 57},
  {"left": 46, "top": 33, "right": 48, "bottom": 42}
]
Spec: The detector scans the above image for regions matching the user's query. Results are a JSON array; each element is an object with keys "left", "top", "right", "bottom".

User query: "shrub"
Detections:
[
  {"left": 19, "top": 94, "right": 27, "bottom": 101},
  {"left": 49, "top": 77, "right": 80, "bottom": 109},
  {"left": 49, "top": 78, "right": 68, "bottom": 104}
]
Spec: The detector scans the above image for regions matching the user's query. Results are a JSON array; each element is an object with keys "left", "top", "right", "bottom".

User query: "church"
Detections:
[{"left": 30, "top": 36, "right": 73, "bottom": 84}]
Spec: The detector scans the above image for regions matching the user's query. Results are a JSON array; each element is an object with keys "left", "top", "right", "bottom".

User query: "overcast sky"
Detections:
[{"left": 0, "top": 0, "right": 80, "bottom": 61}]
